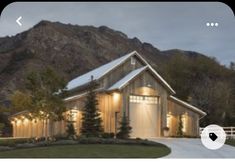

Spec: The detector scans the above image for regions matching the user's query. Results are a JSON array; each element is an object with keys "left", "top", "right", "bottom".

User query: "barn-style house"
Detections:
[{"left": 10, "top": 51, "right": 206, "bottom": 138}]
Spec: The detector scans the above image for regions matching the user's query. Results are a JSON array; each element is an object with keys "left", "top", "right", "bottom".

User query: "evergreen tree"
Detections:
[
  {"left": 80, "top": 78, "right": 103, "bottom": 137},
  {"left": 66, "top": 110, "right": 77, "bottom": 138},
  {"left": 177, "top": 114, "right": 183, "bottom": 136},
  {"left": 66, "top": 122, "right": 76, "bottom": 139},
  {"left": 116, "top": 113, "right": 132, "bottom": 139}
]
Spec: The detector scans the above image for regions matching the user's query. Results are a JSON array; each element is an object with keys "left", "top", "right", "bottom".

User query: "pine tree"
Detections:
[
  {"left": 66, "top": 111, "right": 77, "bottom": 139},
  {"left": 177, "top": 114, "right": 183, "bottom": 136},
  {"left": 116, "top": 113, "right": 132, "bottom": 139},
  {"left": 66, "top": 122, "right": 76, "bottom": 139},
  {"left": 80, "top": 78, "right": 103, "bottom": 137}
]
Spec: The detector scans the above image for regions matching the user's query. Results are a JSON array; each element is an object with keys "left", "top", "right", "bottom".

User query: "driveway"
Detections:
[{"left": 150, "top": 138, "right": 235, "bottom": 158}]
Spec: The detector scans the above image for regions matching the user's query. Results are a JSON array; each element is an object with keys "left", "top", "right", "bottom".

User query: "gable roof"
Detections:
[
  {"left": 108, "top": 66, "right": 148, "bottom": 91},
  {"left": 66, "top": 51, "right": 175, "bottom": 94},
  {"left": 66, "top": 51, "right": 134, "bottom": 91},
  {"left": 169, "top": 95, "right": 206, "bottom": 117}
]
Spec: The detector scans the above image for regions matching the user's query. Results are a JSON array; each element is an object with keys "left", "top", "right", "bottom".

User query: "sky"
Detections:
[{"left": 0, "top": 2, "right": 234, "bottom": 65}]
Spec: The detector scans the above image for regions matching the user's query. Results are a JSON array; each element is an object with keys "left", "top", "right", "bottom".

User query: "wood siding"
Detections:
[
  {"left": 167, "top": 99, "right": 200, "bottom": 136},
  {"left": 99, "top": 55, "right": 145, "bottom": 89},
  {"left": 121, "top": 70, "right": 169, "bottom": 137},
  {"left": 12, "top": 119, "right": 66, "bottom": 138}
]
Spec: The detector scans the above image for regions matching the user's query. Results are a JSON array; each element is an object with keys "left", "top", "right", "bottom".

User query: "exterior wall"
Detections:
[
  {"left": 167, "top": 99, "right": 200, "bottom": 137},
  {"left": 99, "top": 55, "right": 145, "bottom": 89},
  {"left": 12, "top": 118, "right": 67, "bottom": 138},
  {"left": 121, "top": 70, "right": 169, "bottom": 137},
  {"left": 66, "top": 93, "right": 122, "bottom": 134},
  {"left": 98, "top": 93, "right": 122, "bottom": 133}
]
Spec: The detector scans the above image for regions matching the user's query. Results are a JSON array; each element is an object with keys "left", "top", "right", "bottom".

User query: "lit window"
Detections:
[
  {"left": 167, "top": 114, "right": 171, "bottom": 128},
  {"left": 181, "top": 114, "right": 187, "bottom": 133}
]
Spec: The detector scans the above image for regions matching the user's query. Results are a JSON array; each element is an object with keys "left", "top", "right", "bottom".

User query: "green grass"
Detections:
[
  {"left": 0, "top": 144, "right": 170, "bottom": 158},
  {"left": 226, "top": 139, "right": 235, "bottom": 147}
]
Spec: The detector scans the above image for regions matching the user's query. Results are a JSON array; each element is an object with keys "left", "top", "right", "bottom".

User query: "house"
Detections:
[{"left": 10, "top": 51, "right": 206, "bottom": 138}]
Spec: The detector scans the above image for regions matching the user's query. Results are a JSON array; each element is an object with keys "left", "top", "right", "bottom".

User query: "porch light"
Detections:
[
  {"left": 21, "top": 116, "right": 25, "bottom": 121},
  {"left": 24, "top": 118, "right": 29, "bottom": 124},
  {"left": 16, "top": 119, "right": 21, "bottom": 125},
  {"left": 113, "top": 92, "right": 120, "bottom": 102},
  {"left": 33, "top": 118, "right": 38, "bottom": 123}
]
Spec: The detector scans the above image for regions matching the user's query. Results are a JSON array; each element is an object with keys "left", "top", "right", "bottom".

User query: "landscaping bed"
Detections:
[
  {"left": 0, "top": 137, "right": 171, "bottom": 158},
  {"left": 0, "top": 144, "right": 170, "bottom": 158}
]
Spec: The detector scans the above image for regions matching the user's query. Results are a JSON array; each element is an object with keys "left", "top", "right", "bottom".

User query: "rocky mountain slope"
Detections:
[
  {"left": 0, "top": 20, "right": 207, "bottom": 100},
  {"left": 0, "top": 20, "right": 235, "bottom": 126}
]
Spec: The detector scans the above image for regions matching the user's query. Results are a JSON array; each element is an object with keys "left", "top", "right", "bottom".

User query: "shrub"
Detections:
[
  {"left": 66, "top": 122, "right": 76, "bottom": 139},
  {"left": 51, "top": 139, "right": 77, "bottom": 145},
  {"left": 163, "top": 126, "right": 170, "bottom": 131},
  {"left": 116, "top": 114, "right": 132, "bottom": 139},
  {"left": 102, "top": 132, "right": 115, "bottom": 138},
  {"left": 78, "top": 137, "right": 103, "bottom": 144},
  {"left": 0, "top": 138, "right": 30, "bottom": 147},
  {"left": 54, "top": 133, "right": 68, "bottom": 140},
  {"left": 176, "top": 114, "right": 183, "bottom": 136},
  {"left": 135, "top": 137, "right": 142, "bottom": 140}
]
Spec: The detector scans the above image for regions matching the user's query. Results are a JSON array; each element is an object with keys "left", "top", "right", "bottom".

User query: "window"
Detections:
[
  {"left": 167, "top": 114, "right": 171, "bottom": 128},
  {"left": 181, "top": 114, "right": 187, "bottom": 133},
  {"left": 131, "top": 57, "right": 136, "bottom": 65},
  {"left": 129, "top": 95, "right": 158, "bottom": 104}
]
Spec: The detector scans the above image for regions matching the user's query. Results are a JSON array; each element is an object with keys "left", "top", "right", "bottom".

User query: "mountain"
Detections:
[
  {"left": 0, "top": 20, "right": 235, "bottom": 125},
  {"left": 0, "top": 20, "right": 203, "bottom": 99}
]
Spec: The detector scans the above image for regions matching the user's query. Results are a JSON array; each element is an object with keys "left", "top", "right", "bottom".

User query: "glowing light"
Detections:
[
  {"left": 182, "top": 114, "right": 187, "bottom": 133},
  {"left": 113, "top": 92, "right": 120, "bottom": 102},
  {"left": 167, "top": 114, "right": 172, "bottom": 128},
  {"left": 33, "top": 118, "right": 38, "bottom": 123},
  {"left": 29, "top": 113, "right": 33, "bottom": 117},
  {"left": 24, "top": 118, "right": 29, "bottom": 124}
]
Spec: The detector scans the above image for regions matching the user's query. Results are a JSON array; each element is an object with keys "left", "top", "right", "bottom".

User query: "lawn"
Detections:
[
  {"left": 0, "top": 144, "right": 170, "bottom": 158},
  {"left": 226, "top": 139, "right": 235, "bottom": 147}
]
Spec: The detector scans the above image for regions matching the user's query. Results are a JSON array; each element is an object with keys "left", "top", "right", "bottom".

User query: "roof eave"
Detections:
[{"left": 169, "top": 95, "right": 207, "bottom": 117}]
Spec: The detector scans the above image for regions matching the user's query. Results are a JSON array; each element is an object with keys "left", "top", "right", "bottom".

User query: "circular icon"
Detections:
[{"left": 201, "top": 124, "right": 226, "bottom": 150}]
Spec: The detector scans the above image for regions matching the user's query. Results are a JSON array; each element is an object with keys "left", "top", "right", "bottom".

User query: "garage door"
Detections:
[{"left": 129, "top": 95, "right": 159, "bottom": 138}]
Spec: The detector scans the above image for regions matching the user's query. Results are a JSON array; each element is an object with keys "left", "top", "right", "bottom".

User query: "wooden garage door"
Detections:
[{"left": 129, "top": 95, "right": 159, "bottom": 138}]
